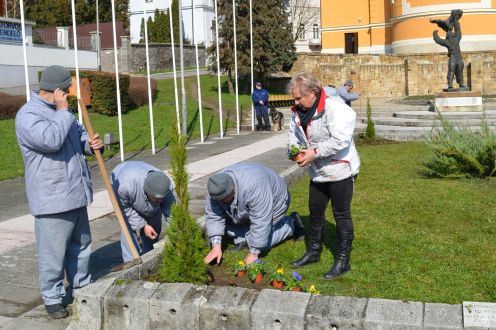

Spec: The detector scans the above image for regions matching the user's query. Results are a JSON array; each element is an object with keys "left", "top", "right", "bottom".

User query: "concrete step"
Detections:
[
  {"left": 359, "top": 116, "right": 496, "bottom": 127},
  {"left": 393, "top": 110, "right": 496, "bottom": 120},
  {"left": 371, "top": 124, "right": 496, "bottom": 141}
]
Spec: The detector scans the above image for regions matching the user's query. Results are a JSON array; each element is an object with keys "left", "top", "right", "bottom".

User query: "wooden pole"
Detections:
[{"left": 78, "top": 99, "right": 141, "bottom": 261}]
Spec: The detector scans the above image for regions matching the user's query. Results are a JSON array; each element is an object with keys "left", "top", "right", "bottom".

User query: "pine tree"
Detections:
[
  {"left": 139, "top": 18, "right": 145, "bottom": 43},
  {"left": 207, "top": 0, "right": 296, "bottom": 93},
  {"left": 158, "top": 122, "right": 208, "bottom": 284},
  {"left": 365, "top": 98, "right": 376, "bottom": 139}
]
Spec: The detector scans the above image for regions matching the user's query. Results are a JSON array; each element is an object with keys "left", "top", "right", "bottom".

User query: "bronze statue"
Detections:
[{"left": 430, "top": 9, "right": 469, "bottom": 91}]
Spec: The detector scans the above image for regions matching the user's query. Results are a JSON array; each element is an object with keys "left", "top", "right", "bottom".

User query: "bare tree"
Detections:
[
  {"left": 288, "top": 0, "right": 319, "bottom": 42},
  {"left": 4, "top": 0, "right": 20, "bottom": 18}
]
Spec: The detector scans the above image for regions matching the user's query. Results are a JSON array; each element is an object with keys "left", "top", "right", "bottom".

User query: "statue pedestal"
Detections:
[{"left": 434, "top": 91, "right": 482, "bottom": 112}]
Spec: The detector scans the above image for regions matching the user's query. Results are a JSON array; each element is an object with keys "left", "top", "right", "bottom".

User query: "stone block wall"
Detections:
[
  {"left": 130, "top": 43, "right": 206, "bottom": 73},
  {"left": 289, "top": 52, "right": 496, "bottom": 97}
]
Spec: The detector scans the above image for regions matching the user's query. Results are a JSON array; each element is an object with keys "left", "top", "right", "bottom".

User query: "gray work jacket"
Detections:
[
  {"left": 15, "top": 92, "right": 94, "bottom": 216},
  {"left": 111, "top": 161, "right": 175, "bottom": 230},
  {"left": 205, "top": 163, "right": 290, "bottom": 250}
]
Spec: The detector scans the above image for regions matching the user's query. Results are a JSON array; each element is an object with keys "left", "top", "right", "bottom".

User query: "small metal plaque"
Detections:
[{"left": 463, "top": 302, "right": 496, "bottom": 328}]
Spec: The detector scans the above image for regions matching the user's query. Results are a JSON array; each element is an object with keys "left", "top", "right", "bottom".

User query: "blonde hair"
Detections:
[{"left": 287, "top": 72, "right": 322, "bottom": 96}]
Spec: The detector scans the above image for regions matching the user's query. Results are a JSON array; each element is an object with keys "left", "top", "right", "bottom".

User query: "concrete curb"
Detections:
[{"left": 68, "top": 164, "right": 464, "bottom": 329}]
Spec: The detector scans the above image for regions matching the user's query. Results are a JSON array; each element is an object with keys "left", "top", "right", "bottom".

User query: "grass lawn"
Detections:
[
  {"left": 222, "top": 142, "right": 496, "bottom": 304},
  {"left": 0, "top": 75, "right": 251, "bottom": 181}
]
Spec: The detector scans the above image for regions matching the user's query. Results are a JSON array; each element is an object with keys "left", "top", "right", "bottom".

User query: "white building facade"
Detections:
[
  {"left": 128, "top": 0, "right": 215, "bottom": 46},
  {"left": 288, "top": 0, "right": 321, "bottom": 53}
]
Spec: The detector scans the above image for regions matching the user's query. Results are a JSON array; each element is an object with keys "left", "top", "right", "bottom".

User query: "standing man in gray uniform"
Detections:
[
  {"left": 337, "top": 80, "right": 360, "bottom": 107},
  {"left": 111, "top": 161, "right": 175, "bottom": 263},
  {"left": 203, "top": 163, "right": 304, "bottom": 265},
  {"left": 15, "top": 65, "right": 103, "bottom": 319}
]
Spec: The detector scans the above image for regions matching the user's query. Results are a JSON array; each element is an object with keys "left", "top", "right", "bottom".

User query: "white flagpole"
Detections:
[
  {"left": 19, "top": 0, "right": 29, "bottom": 101},
  {"left": 214, "top": 0, "right": 223, "bottom": 138},
  {"left": 192, "top": 0, "right": 204, "bottom": 143},
  {"left": 169, "top": 0, "right": 181, "bottom": 134},
  {"left": 110, "top": 0, "right": 125, "bottom": 161},
  {"left": 232, "top": 0, "right": 239, "bottom": 134},
  {"left": 143, "top": 0, "right": 156, "bottom": 154},
  {"left": 249, "top": 0, "right": 254, "bottom": 131},
  {"left": 70, "top": 0, "right": 82, "bottom": 123}
]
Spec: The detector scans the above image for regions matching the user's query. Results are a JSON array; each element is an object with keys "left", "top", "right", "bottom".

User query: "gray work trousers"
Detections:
[{"left": 35, "top": 207, "right": 92, "bottom": 305}]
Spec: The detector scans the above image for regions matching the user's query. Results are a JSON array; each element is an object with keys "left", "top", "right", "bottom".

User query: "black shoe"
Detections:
[
  {"left": 228, "top": 240, "right": 248, "bottom": 252},
  {"left": 45, "top": 303, "right": 68, "bottom": 319},
  {"left": 291, "top": 250, "right": 320, "bottom": 268},
  {"left": 291, "top": 212, "right": 305, "bottom": 240},
  {"left": 324, "top": 260, "right": 351, "bottom": 279}
]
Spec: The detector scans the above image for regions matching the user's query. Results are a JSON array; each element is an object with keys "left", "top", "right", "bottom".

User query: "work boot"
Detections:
[
  {"left": 291, "top": 225, "right": 323, "bottom": 268},
  {"left": 228, "top": 240, "right": 248, "bottom": 252},
  {"left": 256, "top": 114, "right": 263, "bottom": 131},
  {"left": 291, "top": 212, "right": 305, "bottom": 240},
  {"left": 45, "top": 303, "right": 68, "bottom": 319},
  {"left": 324, "top": 231, "right": 354, "bottom": 280}
]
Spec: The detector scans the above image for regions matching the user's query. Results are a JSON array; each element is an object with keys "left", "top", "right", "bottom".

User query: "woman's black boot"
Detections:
[
  {"left": 291, "top": 226, "right": 323, "bottom": 268},
  {"left": 324, "top": 231, "right": 353, "bottom": 279}
]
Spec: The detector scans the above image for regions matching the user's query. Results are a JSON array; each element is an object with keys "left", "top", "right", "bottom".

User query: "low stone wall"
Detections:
[{"left": 290, "top": 52, "right": 496, "bottom": 97}]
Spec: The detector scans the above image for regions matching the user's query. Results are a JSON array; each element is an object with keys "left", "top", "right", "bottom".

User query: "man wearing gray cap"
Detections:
[
  {"left": 336, "top": 80, "right": 360, "bottom": 107},
  {"left": 203, "top": 163, "right": 304, "bottom": 265},
  {"left": 15, "top": 65, "right": 103, "bottom": 318},
  {"left": 110, "top": 161, "right": 175, "bottom": 263}
]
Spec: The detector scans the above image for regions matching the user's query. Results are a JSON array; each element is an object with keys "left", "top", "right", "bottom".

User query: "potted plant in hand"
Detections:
[
  {"left": 286, "top": 271, "right": 303, "bottom": 292},
  {"left": 231, "top": 260, "right": 247, "bottom": 278},
  {"left": 247, "top": 260, "right": 266, "bottom": 283},
  {"left": 269, "top": 267, "right": 285, "bottom": 289},
  {"left": 288, "top": 144, "right": 305, "bottom": 162}
]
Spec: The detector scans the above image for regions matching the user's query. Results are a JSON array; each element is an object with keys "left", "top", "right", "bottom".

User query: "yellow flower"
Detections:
[
  {"left": 276, "top": 268, "right": 284, "bottom": 274},
  {"left": 238, "top": 260, "right": 245, "bottom": 266},
  {"left": 309, "top": 285, "right": 320, "bottom": 295}
]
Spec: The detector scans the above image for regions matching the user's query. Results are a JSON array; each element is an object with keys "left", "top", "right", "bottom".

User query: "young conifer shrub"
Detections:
[
  {"left": 365, "top": 97, "right": 376, "bottom": 139},
  {"left": 422, "top": 111, "right": 496, "bottom": 178},
  {"left": 158, "top": 123, "right": 208, "bottom": 283}
]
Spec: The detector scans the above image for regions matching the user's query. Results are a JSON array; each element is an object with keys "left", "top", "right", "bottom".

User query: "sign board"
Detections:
[
  {"left": 463, "top": 302, "right": 496, "bottom": 328},
  {"left": 0, "top": 21, "right": 22, "bottom": 43}
]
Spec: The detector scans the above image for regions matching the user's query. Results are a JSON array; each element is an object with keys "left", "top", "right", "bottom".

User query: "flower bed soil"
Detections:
[{"left": 208, "top": 264, "right": 273, "bottom": 290}]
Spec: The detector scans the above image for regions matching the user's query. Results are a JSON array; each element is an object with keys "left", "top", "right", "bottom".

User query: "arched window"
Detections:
[{"left": 312, "top": 24, "right": 319, "bottom": 39}]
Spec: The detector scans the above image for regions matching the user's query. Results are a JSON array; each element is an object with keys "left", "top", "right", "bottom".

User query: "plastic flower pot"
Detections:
[
  {"left": 237, "top": 271, "right": 246, "bottom": 278},
  {"left": 291, "top": 287, "right": 302, "bottom": 292},
  {"left": 272, "top": 280, "right": 284, "bottom": 289},
  {"left": 254, "top": 272, "right": 263, "bottom": 283},
  {"left": 294, "top": 152, "right": 305, "bottom": 163}
]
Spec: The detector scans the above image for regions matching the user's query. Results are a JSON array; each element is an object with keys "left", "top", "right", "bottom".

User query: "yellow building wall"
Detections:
[{"left": 408, "top": 0, "right": 480, "bottom": 7}]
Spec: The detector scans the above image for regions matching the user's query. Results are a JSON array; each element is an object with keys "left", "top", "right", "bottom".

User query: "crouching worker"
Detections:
[
  {"left": 203, "top": 163, "right": 305, "bottom": 265},
  {"left": 111, "top": 161, "right": 175, "bottom": 263}
]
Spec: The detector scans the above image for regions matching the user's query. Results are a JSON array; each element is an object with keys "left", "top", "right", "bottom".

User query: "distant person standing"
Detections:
[
  {"left": 252, "top": 81, "right": 271, "bottom": 131},
  {"left": 337, "top": 80, "right": 360, "bottom": 107}
]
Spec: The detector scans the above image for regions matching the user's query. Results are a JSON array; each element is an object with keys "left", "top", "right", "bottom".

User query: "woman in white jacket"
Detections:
[{"left": 288, "top": 72, "right": 360, "bottom": 279}]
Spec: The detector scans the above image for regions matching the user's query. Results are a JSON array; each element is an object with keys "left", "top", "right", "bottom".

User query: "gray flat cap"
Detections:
[
  {"left": 39, "top": 65, "right": 72, "bottom": 92},
  {"left": 207, "top": 173, "right": 234, "bottom": 201},
  {"left": 144, "top": 171, "right": 171, "bottom": 199},
  {"left": 344, "top": 79, "right": 354, "bottom": 86}
]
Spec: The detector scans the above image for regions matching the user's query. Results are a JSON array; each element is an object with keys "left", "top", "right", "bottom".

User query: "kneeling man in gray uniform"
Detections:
[
  {"left": 203, "top": 163, "right": 304, "bottom": 265},
  {"left": 111, "top": 161, "right": 176, "bottom": 262}
]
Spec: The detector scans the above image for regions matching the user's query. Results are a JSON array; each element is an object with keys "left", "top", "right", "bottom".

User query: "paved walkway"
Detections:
[{"left": 0, "top": 129, "right": 295, "bottom": 328}]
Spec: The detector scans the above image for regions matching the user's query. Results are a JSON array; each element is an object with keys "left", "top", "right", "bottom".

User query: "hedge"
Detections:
[
  {"left": 87, "top": 71, "right": 129, "bottom": 116},
  {"left": 0, "top": 92, "right": 26, "bottom": 120}
]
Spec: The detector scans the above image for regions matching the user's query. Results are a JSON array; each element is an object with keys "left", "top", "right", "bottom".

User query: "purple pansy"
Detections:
[{"left": 292, "top": 271, "right": 302, "bottom": 281}]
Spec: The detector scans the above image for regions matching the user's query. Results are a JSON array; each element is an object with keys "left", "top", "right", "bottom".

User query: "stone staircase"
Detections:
[{"left": 241, "top": 99, "right": 496, "bottom": 141}]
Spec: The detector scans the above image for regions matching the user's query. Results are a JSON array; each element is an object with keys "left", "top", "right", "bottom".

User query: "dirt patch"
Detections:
[{"left": 208, "top": 264, "right": 273, "bottom": 290}]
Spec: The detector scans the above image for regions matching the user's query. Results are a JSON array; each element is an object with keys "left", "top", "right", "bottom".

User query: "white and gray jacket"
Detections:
[
  {"left": 111, "top": 161, "right": 175, "bottom": 231},
  {"left": 205, "top": 163, "right": 290, "bottom": 251},
  {"left": 288, "top": 90, "right": 360, "bottom": 182}
]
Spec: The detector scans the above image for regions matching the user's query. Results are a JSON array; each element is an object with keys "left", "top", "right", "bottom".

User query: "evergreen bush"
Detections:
[
  {"left": 365, "top": 97, "right": 376, "bottom": 139},
  {"left": 158, "top": 122, "right": 208, "bottom": 284},
  {"left": 88, "top": 71, "right": 129, "bottom": 116},
  {"left": 422, "top": 112, "right": 496, "bottom": 178}
]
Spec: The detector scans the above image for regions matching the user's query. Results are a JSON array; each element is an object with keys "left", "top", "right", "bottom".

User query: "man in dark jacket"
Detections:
[
  {"left": 203, "top": 163, "right": 304, "bottom": 265},
  {"left": 15, "top": 65, "right": 103, "bottom": 319},
  {"left": 252, "top": 82, "right": 271, "bottom": 131}
]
